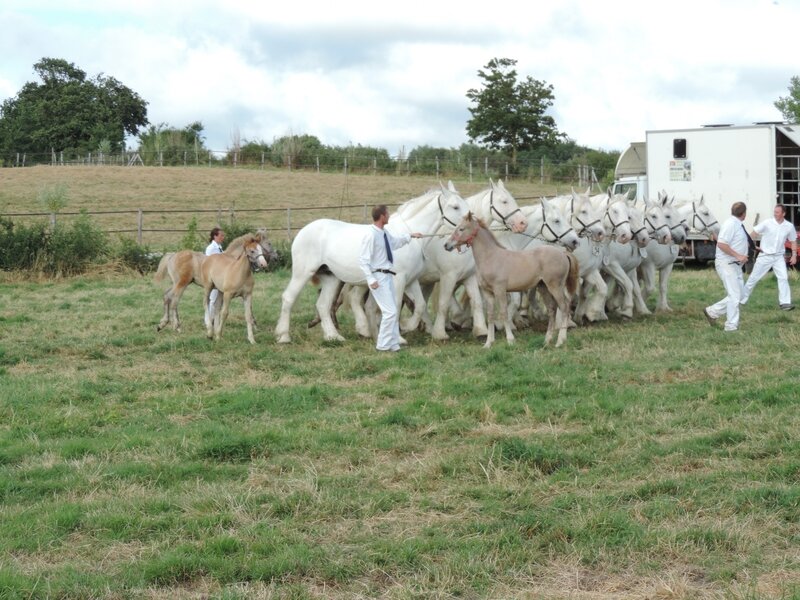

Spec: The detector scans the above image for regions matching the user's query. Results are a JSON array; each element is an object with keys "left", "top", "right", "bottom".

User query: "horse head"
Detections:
[
  {"left": 485, "top": 178, "right": 527, "bottom": 233},
  {"left": 444, "top": 212, "right": 480, "bottom": 252},
  {"left": 244, "top": 234, "right": 268, "bottom": 270},
  {"left": 437, "top": 184, "right": 470, "bottom": 230},
  {"left": 537, "top": 198, "right": 580, "bottom": 250},
  {"left": 602, "top": 196, "right": 633, "bottom": 244},
  {"left": 570, "top": 191, "right": 606, "bottom": 242},
  {"left": 626, "top": 205, "right": 651, "bottom": 248},
  {"left": 642, "top": 199, "right": 673, "bottom": 245}
]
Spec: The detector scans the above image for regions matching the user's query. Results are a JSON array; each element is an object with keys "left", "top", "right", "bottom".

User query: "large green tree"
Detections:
[
  {"left": 775, "top": 76, "right": 800, "bottom": 123},
  {"left": 466, "top": 58, "right": 563, "bottom": 168},
  {"left": 0, "top": 57, "right": 148, "bottom": 162}
]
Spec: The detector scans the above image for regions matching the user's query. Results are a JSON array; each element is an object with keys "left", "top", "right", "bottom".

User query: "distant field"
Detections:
[{"left": 0, "top": 166, "right": 567, "bottom": 247}]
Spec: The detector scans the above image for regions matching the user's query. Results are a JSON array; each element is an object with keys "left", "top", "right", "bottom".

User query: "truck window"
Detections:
[
  {"left": 614, "top": 182, "right": 638, "bottom": 200},
  {"left": 673, "top": 138, "right": 687, "bottom": 159}
]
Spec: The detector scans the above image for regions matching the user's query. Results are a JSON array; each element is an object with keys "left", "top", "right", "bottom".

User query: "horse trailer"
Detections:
[{"left": 612, "top": 122, "right": 800, "bottom": 261}]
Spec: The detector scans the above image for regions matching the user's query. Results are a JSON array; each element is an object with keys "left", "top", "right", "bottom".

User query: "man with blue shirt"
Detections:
[
  {"left": 359, "top": 205, "right": 422, "bottom": 352},
  {"left": 704, "top": 202, "right": 749, "bottom": 331}
]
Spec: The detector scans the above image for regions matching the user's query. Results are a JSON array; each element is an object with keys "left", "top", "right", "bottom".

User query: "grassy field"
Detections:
[{"left": 1, "top": 167, "right": 800, "bottom": 599}]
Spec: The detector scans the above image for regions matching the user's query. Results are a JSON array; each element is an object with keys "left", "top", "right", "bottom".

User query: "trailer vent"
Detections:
[{"left": 702, "top": 124, "right": 733, "bottom": 128}]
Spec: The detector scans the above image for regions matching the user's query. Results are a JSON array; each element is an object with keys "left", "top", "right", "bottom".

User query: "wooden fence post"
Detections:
[
  {"left": 137, "top": 209, "right": 143, "bottom": 244},
  {"left": 286, "top": 207, "right": 292, "bottom": 239}
]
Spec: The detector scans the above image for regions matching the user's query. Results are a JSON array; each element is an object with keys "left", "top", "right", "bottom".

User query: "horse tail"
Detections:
[
  {"left": 154, "top": 253, "right": 172, "bottom": 283},
  {"left": 566, "top": 252, "right": 580, "bottom": 297}
]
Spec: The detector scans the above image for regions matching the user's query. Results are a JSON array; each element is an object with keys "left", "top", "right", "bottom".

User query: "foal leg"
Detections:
[
  {"left": 214, "top": 293, "right": 232, "bottom": 341},
  {"left": 483, "top": 291, "right": 496, "bottom": 349},
  {"left": 157, "top": 286, "right": 174, "bottom": 331},
  {"left": 243, "top": 291, "right": 256, "bottom": 344},
  {"left": 537, "top": 285, "right": 558, "bottom": 346},
  {"left": 464, "top": 274, "right": 489, "bottom": 337}
]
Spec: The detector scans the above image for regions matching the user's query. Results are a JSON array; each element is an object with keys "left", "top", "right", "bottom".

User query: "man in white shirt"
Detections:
[
  {"left": 704, "top": 202, "right": 749, "bottom": 331},
  {"left": 741, "top": 204, "right": 797, "bottom": 310},
  {"left": 359, "top": 205, "right": 422, "bottom": 352}
]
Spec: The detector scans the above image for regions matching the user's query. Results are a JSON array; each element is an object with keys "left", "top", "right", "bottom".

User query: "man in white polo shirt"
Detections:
[
  {"left": 741, "top": 204, "right": 797, "bottom": 310},
  {"left": 704, "top": 202, "right": 749, "bottom": 331}
]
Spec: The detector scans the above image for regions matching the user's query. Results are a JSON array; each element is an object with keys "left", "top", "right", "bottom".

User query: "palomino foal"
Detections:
[
  {"left": 445, "top": 213, "right": 579, "bottom": 349},
  {"left": 201, "top": 234, "right": 267, "bottom": 344}
]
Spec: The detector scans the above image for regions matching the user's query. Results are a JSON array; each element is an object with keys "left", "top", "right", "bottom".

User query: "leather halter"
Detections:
[
  {"left": 570, "top": 195, "right": 602, "bottom": 237},
  {"left": 437, "top": 193, "right": 459, "bottom": 228},
  {"left": 691, "top": 201, "right": 718, "bottom": 232},
  {"left": 538, "top": 203, "right": 576, "bottom": 243},
  {"left": 489, "top": 190, "right": 522, "bottom": 230}
]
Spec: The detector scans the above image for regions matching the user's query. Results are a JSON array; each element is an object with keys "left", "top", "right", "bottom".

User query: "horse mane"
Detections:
[
  {"left": 472, "top": 215, "right": 504, "bottom": 248},
  {"left": 225, "top": 233, "right": 257, "bottom": 258},
  {"left": 396, "top": 189, "right": 440, "bottom": 218}
]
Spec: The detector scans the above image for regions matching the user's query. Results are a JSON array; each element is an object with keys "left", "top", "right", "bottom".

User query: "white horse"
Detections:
[
  {"left": 398, "top": 179, "right": 529, "bottom": 340},
  {"left": 274, "top": 186, "right": 469, "bottom": 343},
  {"left": 605, "top": 199, "right": 672, "bottom": 315},
  {"left": 638, "top": 194, "right": 720, "bottom": 311}
]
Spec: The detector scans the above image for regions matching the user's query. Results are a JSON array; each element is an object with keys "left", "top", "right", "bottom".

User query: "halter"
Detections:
[
  {"left": 538, "top": 203, "right": 576, "bottom": 243},
  {"left": 489, "top": 190, "right": 522, "bottom": 230},
  {"left": 644, "top": 213, "right": 670, "bottom": 239},
  {"left": 604, "top": 203, "right": 630, "bottom": 237},
  {"left": 437, "top": 193, "right": 459, "bottom": 228},
  {"left": 691, "top": 201, "right": 718, "bottom": 233},
  {"left": 570, "top": 195, "right": 602, "bottom": 237}
]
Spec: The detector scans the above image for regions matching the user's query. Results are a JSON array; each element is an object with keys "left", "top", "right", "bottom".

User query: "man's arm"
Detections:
[{"left": 717, "top": 241, "right": 748, "bottom": 264}]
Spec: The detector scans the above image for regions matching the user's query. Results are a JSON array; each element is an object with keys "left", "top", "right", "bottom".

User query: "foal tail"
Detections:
[
  {"left": 565, "top": 252, "right": 580, "bottom": 297},
  {"left": 154, "top": 253, "right": 173, "bottom": 283}
]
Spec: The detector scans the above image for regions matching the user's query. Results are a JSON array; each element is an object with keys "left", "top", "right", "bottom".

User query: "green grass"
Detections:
[{"left": 1, "top": 266, "right": 800, "bottom": 598}]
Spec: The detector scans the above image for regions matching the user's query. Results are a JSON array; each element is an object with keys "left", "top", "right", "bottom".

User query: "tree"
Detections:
[
  {"left": 137, "top": 122, "right": 207, "bottom": 165},
  {"left": 0, "top": 58, "right": 148, "bottom": 162},
  {"left": 466, "top": 58, "right": 563, "bottom": 168},
  {"left": 775, "top": 76, "right": 800, "bottom": 123}
]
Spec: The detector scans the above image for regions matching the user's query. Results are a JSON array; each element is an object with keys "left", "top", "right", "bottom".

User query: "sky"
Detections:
[{"left": 1, "top": 0, "right": 798, "bottom": 157}]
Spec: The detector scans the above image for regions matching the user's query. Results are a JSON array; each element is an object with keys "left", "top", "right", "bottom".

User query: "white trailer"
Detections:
[{"left": 612, "top": 123, "right": 800, "bottom": 261}]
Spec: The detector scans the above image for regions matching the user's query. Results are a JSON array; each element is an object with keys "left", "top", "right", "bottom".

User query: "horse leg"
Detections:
[
  {"left": 497, "top": 289, "right": 514, "bottom": 345},
  {"left": 483, "top": 290, "right": 496, "bottom": 349},
  {"left": 203, "top": 283, "right": 215, "bottom": 339},
  {"left": 656, "top": 262, "right": 675, "bottom": 311},
  {"left": 629, "top": 268, "right": 651, "bottom": 315},
  {"left": 583, "top": 269, "right": 609, "bottom": 322},
  {"left": 464, "top": 274, "right": 489, "bottom": 337},
  {"left": 214, "top": 293, "right": 232, "bottom": 341},
  {"left": 243, "top": 291, "right": 256, "bottom": 344},
  {"left": 537, "top": 284, "right": 558, "bottom": 346},
  {"left": 400, "top": 279, "right": 427, "bottom": 333},
  {"left": 347, "top": 284, "right": 372, "bottom": 338},
  {"left": 317, "top": 275, "right": 346, "bottom": 342},
  {"left": 275, "top": 270, "right": 314, "bottom": 343},
  {"left": 431, "top": 274, "right": 459, "bottom": 340},
  {"left": 157, "top": 285, "right": 174, "bottom": 331}
]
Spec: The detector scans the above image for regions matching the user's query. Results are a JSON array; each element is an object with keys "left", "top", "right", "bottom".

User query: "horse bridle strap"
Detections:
[
  {"left": 644, "top": 215, "right": 670, "bottom": 238},
  {"left": 489, "top": 190, "right": 522, "bottom": 230},
  {"left": 538, "top": 203, "right": 576, "bottom": 242},
  {"left": 437, "top": 194, "right": 458, "bottom": 228},
  {"left": 692, "top": 202, "right": 718, "bottom": 232},
  {"left": 569, "top": 195, "right": 601, "bottom": 237}
]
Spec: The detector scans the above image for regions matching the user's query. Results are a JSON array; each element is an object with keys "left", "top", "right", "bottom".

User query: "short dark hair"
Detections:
[
  {"left": 731, "top": 202, "right": 747, "bottom": 218},
  {"left": 209, "top": 227, "right": 223, "bottom": 243},
  {"left": 372, "top": 205, "right": 389, "bottom": 222},
  {"left": 775, "top": 204, "right": 786, "bottom": 214}
]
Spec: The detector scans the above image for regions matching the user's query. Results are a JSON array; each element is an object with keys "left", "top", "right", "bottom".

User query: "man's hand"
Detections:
[
  {"left": 370, "top": 281, "right": 379, "bottom": 289},
  {"left": 411, "top": 232, "right": 423, "bottom": 239}
]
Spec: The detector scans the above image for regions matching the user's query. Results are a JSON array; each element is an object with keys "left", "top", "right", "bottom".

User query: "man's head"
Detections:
[
  {"left": 774, "top": 204, "right": 786, "bottom": 222},
  {"left": 731, "top": 202, "right": 747, "bottom": 220},
  {"left": 372, "top": 205, "right": 389, "bottom": 226}
]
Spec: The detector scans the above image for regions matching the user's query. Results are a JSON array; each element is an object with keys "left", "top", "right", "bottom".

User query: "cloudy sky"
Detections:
[{"left": 1, "top": 0, "right": 797, "bottom": 156}]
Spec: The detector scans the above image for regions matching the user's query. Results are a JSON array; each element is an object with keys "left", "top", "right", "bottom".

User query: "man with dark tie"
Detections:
[{"left": 358, "top": 205, "right": 422, "bottom": 352}]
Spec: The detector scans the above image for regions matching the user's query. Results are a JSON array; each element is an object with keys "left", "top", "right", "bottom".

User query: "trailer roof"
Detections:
[{"left": 614, "top": 141, "right": 646, "bottom": 177}]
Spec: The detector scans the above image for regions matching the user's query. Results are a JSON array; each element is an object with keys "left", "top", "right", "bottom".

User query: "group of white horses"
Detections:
[
  {"left": 269, "top": 179, "right": 721, "bottom": 349},
  {"left": 154, "top": 179, "right": 721, "bottom": 348}
]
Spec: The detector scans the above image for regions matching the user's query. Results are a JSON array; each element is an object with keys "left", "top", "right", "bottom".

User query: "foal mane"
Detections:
[{"left": 225, "top": 233, "right": 258, "bottom": 258}]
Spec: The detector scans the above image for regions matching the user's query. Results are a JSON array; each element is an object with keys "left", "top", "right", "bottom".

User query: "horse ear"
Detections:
[
  {"left": 447, "top": 180, "right": 457, "bottom": 192},
  {"left": 541, "top": 197, "right": 550, "bottom": 210},
  {"left": 699, "top": 195, "right": 705, "bottom": 205}
]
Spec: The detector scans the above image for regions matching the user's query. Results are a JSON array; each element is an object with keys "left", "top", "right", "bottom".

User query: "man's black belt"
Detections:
[{"left": 374, "top": 269, "right": 396, "bottom": 275}]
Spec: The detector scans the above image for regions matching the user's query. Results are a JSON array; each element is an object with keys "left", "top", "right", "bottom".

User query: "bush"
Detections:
[
  {"left": 0, "top": 218, "right": 49, "bottom": 270},
  {"left": 115, "top": 237, "right": 159, "bottom": 274},
  {"left": 46, "top": 211, "right": 109, "bottom": 275}
]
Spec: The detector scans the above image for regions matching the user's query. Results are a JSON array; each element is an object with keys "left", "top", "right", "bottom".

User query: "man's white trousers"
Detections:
[
  {"left": 742, "top": 253, "right": 791, "bottom": 305},
  {"left": 370, "top": 272, "right": 401, "bottom": 351},
  {"left": 706, "top": 260, "right": 744, "bottom": 331}
]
